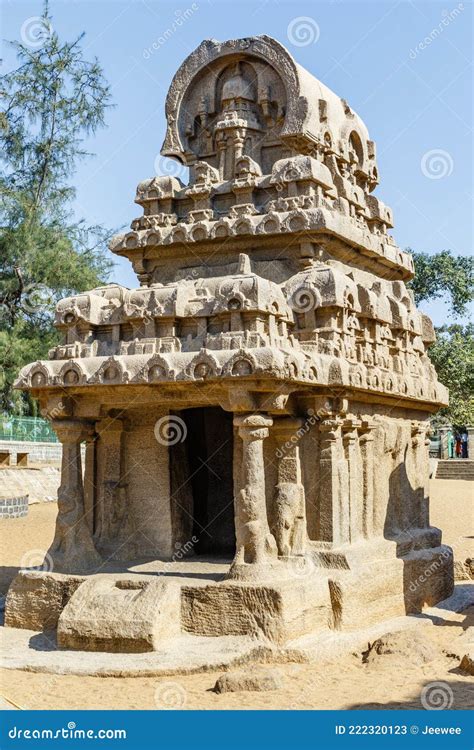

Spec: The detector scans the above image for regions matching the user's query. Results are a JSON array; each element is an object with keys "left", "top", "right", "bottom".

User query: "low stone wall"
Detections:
[
  {"left": 0, "top": 440, "right": 62, "bottom": 465},
  {"left": 0, "top": 440, "right": 86, "bottom": 468},
  {"left": 0, "top": 494, "right": 29, "bottom": 519}
]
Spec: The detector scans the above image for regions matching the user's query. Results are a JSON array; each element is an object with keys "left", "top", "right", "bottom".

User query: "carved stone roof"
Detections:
[
  {"left": 16, "top": 36, "right": 448, "bottom": 411},
  {"left": 161, "top": 36, "right": 373, "bottom": 175},
  {"left": 109, "top": 35, "right": 413, "bottom": 280}
]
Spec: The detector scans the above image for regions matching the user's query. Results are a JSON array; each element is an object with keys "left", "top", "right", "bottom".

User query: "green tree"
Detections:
[
  {"left": 408, "top": 249, "right": 473, "bottom": 317},
  {"left": 428, "top": 324, "right": 474, "bottom": 428},
  {"left": 409, "top": 250, "right": 474, "bottom": 427},
  {"left": 0, "top": 4, "right": 113, "bottom": 414}
]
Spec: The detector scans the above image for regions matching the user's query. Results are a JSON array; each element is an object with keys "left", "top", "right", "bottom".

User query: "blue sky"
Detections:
[{"left": 2, "top": 0, "right": 473, "bottom": 325}]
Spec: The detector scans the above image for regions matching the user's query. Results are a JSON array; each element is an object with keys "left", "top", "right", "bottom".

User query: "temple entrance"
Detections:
[{"left": 169, "top": 407, "right": 236, "bottom": 556}]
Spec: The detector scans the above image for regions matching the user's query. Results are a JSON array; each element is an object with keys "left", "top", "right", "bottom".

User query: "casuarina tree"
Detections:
[{"left": 0, "top": 3, "right": 113, "bottom": 414}]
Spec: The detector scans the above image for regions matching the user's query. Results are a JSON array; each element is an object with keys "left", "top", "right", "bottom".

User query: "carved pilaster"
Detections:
[
  {"left": 318, "top": 417, "right": 349, "bottom": 544},
  {"left": 411, "top": 421, "right": 430, "bottom": 528},
  {"left": 438, "top": 426, "right": 450, "bottom": 460},
  {"left": 358, "top": 420, "right": 377, "bottom": 539},
  {"left": 50, "top": 420, "right": 101, "bottom": 572},
  {"left": 467, "top": 426, "right": 474, "bottom": 459},
  {"left": 231, "top": 414, "right": 277, "bottom": 568},
  {"left": 272, "top": 417, "right": 306, "bottom": 557},
  {"left": 342, "top": 418, "right": 362, "bottom": 542},
  {"left": 94, "top": 417, "right": 126, "bottom": 553},
  {"left": 83, "top": 431, "right": 97, "bottom": 535},
  {"left": 217, "top": 133, "right": 227, "bottom": 179},
  {"left": 233, "top": 421, "right": 243, "bottom": 522}
]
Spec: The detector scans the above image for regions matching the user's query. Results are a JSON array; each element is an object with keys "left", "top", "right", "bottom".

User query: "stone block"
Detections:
[
  {"left": 213, "top": 669, "right": 283, "bottom": 693},
  {"left": 57, "top": 576, "right": 181, "bottom": 652},
  {"left": 459, "top": 652, "right": 474, "bottom": 675},
  {"left": 181, "top": 578, "right": 330, "bottom": 643},
  {"left": 5, "top": 571, "right": 84, "bottom": 630}
]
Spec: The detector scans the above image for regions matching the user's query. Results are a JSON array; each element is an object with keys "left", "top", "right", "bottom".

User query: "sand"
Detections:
[
  {"left": 430, "top": 479, "right": 473, "bottom": 564},
  {"left": 0, "top": 502, "right": 57, "bottom": 596},
  {"left": 0, "top": 478, "right": 472, "bottom": 710}
]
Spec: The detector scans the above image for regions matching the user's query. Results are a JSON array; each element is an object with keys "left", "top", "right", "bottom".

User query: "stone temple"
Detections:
[{"left": 7, "top": 36, "right": 454, "bottom": 652}]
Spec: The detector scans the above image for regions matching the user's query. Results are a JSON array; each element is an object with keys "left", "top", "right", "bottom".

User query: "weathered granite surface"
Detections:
[{"left": 8, "top": 35, "right": 453, "bottom": 652}]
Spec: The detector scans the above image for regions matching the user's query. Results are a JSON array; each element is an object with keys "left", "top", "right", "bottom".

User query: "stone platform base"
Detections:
[
  {"left": 1, "top": 584, "right": 472, "bottom": 677},
  {"left": 5, "top": 541, "right": 454, "bottom": 653}
]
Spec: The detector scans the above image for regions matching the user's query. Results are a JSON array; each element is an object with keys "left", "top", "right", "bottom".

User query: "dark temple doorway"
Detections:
[{"left": 169, "top": 407, "right": 235, "bottom": 556}]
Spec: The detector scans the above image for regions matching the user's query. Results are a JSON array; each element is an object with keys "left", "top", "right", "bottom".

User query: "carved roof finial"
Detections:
[{"left": 237, "top": 253, "right": 251, "bottom": 274}]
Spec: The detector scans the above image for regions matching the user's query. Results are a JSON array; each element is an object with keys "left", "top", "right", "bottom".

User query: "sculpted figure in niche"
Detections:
[
  {"left": 237, "top": 485, "right": 278, "bottom": 565},
  {"left": 182, "top": 56, "right": 285, "bottom": 179},
  {"left": 273, "top": 484, "right": 305, "bottom": 558},
  {"left": 215, "top": 63, "right": 262, "bottom": 179}
]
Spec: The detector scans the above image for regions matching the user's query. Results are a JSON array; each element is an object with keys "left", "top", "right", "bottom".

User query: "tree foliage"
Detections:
[
  {"left": 0, "top": 5, "right": 113, "bottom": 414},
  {"left": 409, "top": 250, "right": 474, "bottom": 427},
  {"left": 408, "top": 250, "right": 473, "bottom": 317},
  {"left": 428, "top": 324, "right": 474, "bottom": 428}
]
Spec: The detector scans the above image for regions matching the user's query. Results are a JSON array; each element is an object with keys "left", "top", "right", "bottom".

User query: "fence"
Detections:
[
  {"left": 428, "top": 433, "right": 441, "bottom": 458},
  {"left": 0, "top": 416, "right": 58, "bottom": 443}
]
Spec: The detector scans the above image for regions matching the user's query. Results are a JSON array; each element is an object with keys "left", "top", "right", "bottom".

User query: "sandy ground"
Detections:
[
  {"left": 0, "top": 502, "right": 57, "bottom": 596},
  {"left": 430, "top": 479, "right": 473, "bottom": 564},
  {"left": 0, "top": 478, "right": 472, "bottom": 710}
]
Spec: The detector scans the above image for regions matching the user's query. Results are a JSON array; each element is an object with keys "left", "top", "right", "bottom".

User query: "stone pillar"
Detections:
[
  {"left": 318, "top": 417, "right": 349, "bottom": 544},
  {"left": 233, "top": 422, "right": 243, "bottom": 516},
  {"left": 439, "top": 426, "right": 449, "bottom": 459},
  {"left": 342, "top": 418, "right": 362, "bottom": 543},
  {"left": 467, "top": 426, "right": 474, "bottom": 460},
  {"left": 272, "top": 417, "right": 307, "bottom": 557},
  {"left": 94, "top": 417, "right": 125, "bottom": 555},
  {"left": 217, "top": 134, "right": 227, "bottom": 179},
  {"left": 357, "top": 420, "right": 377, "bottom": 539},
  {"left": 411, "top": 421, "right": 430, "bottom": 528},
  {"left": 422, "top": 424, "right": 431, "bottom": 526},
  {"left": 49, "top": 420, "right": 101, "bottom": 572},
  {"left": 233, "top": 130, "right": 244, "bottom": 163},
  {"left": 231, "top": 414, "right": 277, "bottom": 568},
  {"left": 83, "top": 431, "right": 97, "bottom": 535}
]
